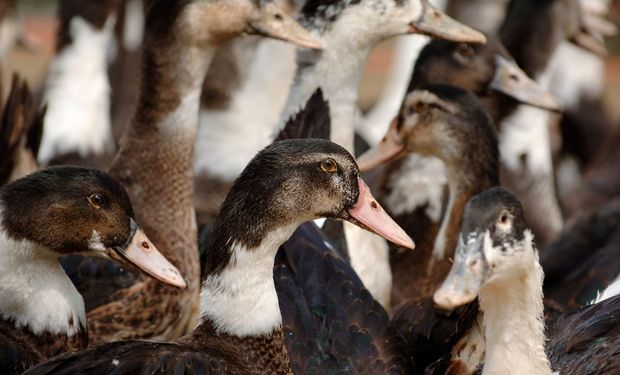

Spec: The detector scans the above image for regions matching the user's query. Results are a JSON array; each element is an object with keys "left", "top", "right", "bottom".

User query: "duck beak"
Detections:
[
  {"left": 409, "top": 2, "right": 486, "bottom": 44},
  {"left": 248, "top": 3, "right": 323, "bottom": 50},
  {"left": 357, "top": 119, "right": 406, "bottom": 172},
  {"left": 433, "top": 231, "right": 490, "bottom": 310},
  {"left": 107, "top": 219, "right": 187, "bottom": 289},
  {"left": 490, "top": 55, "right": 563, "bottom": 112},
  {"left": 345, "top": 177, "right": 415, "bottom": 250}
]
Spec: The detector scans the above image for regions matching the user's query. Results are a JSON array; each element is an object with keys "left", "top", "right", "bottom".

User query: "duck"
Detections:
[
  {"left": 0, "top": 166, "right": 185, "bottom": 374},
  {"left": 26, "top": 138, "right": 414, "bottom": 375},
  {"left": 0, "top": 74, "right": 44, "bottom": 186},
  {"left": 434, "top": 186, "right": 620, "bottom": 374},
  {"left": 494, "top": 0, "right": 612, "bottom": 246},
  {"left": 37, "top": 0, "right": 120, "bottom": 168},
  {"left": 357, "top": 84, "right": 499, "bottom": 307},
  {"left": 61, "top": 0, "right": 323, "bottom": 345},
  {"left": 283, "top": 0, "right": 486, "bottom": 307}
]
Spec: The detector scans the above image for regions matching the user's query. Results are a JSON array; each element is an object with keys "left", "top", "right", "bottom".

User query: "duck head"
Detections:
[
  {"left": 0, "top": 166, "right": 187, "bottom": 288},
  {"left": 433, "top": 187, "right": 533, "bottom": 309},
  {"left": 299, "top": 0, "right": 486, "bottom": 45},
  {"left": 412, "top": 37, "right": 562, "bottom": 112},
  {"left": 215, "top": 139, "right": 414, "bottom": 251},
  {"left": 147, "top": 0, "right": 322, "bottom": 48},
  {"left": 357, "top": 84, "right": 496, "bottom": 172}
]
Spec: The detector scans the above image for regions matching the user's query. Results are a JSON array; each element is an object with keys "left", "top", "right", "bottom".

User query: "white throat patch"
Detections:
[
  {"left": 199, "top": 223, "right": 299, "bottom": 337},
  {"left": 0, "top": 224, "right": 86, "bottom": 336}
]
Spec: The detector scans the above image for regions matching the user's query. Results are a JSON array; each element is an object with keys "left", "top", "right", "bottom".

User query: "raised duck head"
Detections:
[
  {"left": 358, "top": 84, "right": 498, "bottom": 179},
  {"left": 300, "top": 0, "right": 486, "bottom": 46},
  {"left": 433, "top": 187, "right": 531, "bottom": 309},
  {"left": 411, "top": 36, "right": 562, "bottom": 115},
  {"left": 146, "top": 0, "right": 321, "bottom": 49},
  {"left": 0, "top": 166, "right": 186, "bottom": 288},
  {"left": 205, "top": 138, "right": 414, "bottom": 275}
]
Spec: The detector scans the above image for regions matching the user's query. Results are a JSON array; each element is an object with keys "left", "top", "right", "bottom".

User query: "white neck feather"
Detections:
[
  {"left": 479, "top": 231, "right": 551, "bottom": 375},
  {"left": 278, "top": 13, "right": 378, "bottom": 154},
  {"left": 195, "top": 40, "right": 296, "bottom": 180},
  {"left": 39, "top": 16, "right": 116, "bottom": 164},
  {"left": 0, "top": 223, "right": 85, "bottom": 336},
  {"left": 199, "top": 222, "right": 300, "bottom": 337}
]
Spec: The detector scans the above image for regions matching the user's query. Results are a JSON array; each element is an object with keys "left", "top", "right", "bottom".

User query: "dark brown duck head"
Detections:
[
  {"left": 204, "top": 138, "right": 414, "bottom": 275},
  {"left": 410, "top": 36, "right": 562, "bottom": 116},
  {"left": 358, "top": 84, "right": 498, "bottom": 183},
  {"left": 0, "top": 166, "right": 186, "bottom": 288}
]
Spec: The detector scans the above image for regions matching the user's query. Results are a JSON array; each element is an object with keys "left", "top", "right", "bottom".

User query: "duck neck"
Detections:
[
  {"left": 279, "top": 40, "right": 373, "bottom": 154},
  {"left": 0, "top": 217, "right": 86, "bottom": 338},
  {"left": 109, "top": 36, "right": 214, "bottom": 278},
  {"left": 199, "top": 222, "right": 300, "bottom": 337},
  {"left": 479, "top": 235, "right": 551, "bottom": 375},
  {"left": 433, "top": 152, "right": 499, "bottom": 260}
]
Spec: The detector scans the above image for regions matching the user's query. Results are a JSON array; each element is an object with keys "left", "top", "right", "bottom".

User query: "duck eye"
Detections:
[
  {"left": 414, "top": 101, "right": 427, "bottom": 113},
  {"left": 88, "top": 194, "right": 105, "bottom": 209},
  {"left": 320, "top": 158, "right": 338, "bottom": 173},
  {"left": 456, "top": 43, "right": 475, "bottom": 59}
]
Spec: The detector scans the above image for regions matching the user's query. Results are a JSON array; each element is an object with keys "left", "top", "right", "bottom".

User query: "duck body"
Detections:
[{"left": 27, "top": 138, "right": 413, "bottom": 374}]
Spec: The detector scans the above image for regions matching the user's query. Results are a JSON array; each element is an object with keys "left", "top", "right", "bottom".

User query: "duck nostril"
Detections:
[
  {"left": 509, "top": 74, "right": 519, "bottom": 81},
  {"left": 370, "top": 201, "right": 378, "bottom": 210},
  {"left": 274, "top": 13, "right": 283, "bottom": 21},
  {"left": 433, "top": 10, "right": 441, "bottom": 18},
  {"left": 141, "top": 241, "right": 151, "bottom": 251}
]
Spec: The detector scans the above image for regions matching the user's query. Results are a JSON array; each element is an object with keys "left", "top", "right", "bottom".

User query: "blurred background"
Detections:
[{"left": 4, "top": 0, "right": 620, "bottom": 120}]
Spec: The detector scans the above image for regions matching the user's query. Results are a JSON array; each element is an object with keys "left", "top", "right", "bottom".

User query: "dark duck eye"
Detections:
[
  {"left": 320, "top": 158, "right": 338, "bottom": 173},
  {"left": 455, "top": 43, "right": 475, "bottom": 60},
  {"left": 88, "top": 193, "right": 105, "bottom": 209}
]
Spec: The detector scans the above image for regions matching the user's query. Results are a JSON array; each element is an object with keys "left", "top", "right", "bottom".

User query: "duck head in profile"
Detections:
[{"left": 0, "top": 166, "right": 186, "bottom": 288}]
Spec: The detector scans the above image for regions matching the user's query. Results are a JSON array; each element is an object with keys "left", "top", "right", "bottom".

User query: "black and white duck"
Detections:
[
  {"left": 27, "top": 138, "right": 414, "bottom": 375},
  {"left": 61, "top": 0, "right": 322, "bottom": 345},
  {"left": 434, "top": 187, "right": 620, "bottom": 375},
  {"left": 357, "top": 84, "right": 499, "bottom": 307},
  {"left": 0, "top": 166, "right": 185, "bottom": 374}
]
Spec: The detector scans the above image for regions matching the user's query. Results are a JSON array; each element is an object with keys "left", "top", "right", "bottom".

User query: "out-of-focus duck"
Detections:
[
  {"left": 434, "top": 187, "right": 620, "bottom": 375},
  {"left": 38, "top": 0, "right": 120, "bottom": 168},
  {"left": 61, "top": 0, "right": 322, "bottom": 345},
  {"left": 27, "top": 138, "right": 414, "bottom": 375},
  {"left": 358, "top": 84, "right": 499, "bottom": 307},
  {"left": 0, "top": 74, "right": 44, "bottom": 186},
  {"left": 0, "top": 166, "right": 185, "bottom": 374}
]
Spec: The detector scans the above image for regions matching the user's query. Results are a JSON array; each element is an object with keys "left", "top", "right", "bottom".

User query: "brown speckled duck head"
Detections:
[
  {"left": 0, "top": 166, "right": 186, "bottom": 288},
  {"left": 146, "top": 0, "right": 322, "bottom": 49},
  {"left": 410, "top": 36, "right": 562, "bottom": 115},
  {"left": 434, "top": 187, "right": 530, "bottom": 309},
  {"left": 358, "top": 84, "right": 498, "bottom": 178}
]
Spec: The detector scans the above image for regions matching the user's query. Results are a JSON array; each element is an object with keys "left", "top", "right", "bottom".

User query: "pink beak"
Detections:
[{"left": 347, "top": 178, "right": 415, "bottom": 250}]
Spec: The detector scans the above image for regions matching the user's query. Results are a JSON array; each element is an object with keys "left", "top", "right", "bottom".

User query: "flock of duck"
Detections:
[{"left": 0, "top": 0, "right": 619, "bottom": 373}]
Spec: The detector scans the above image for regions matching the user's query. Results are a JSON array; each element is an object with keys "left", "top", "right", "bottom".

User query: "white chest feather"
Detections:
[
  {"left": 384, "top": 155, "right": 447, "bottom": 222},
  {"left": 0, "top": 228, "right": 85, "bottom": 336},
  {"left": 39, "top": 16, "right": 116, "bottom": 164},
  {"left": 195, "top": 40, "right": 297, "bottom": 180},
  {"left": 343, "top": 222, "right": 391, "bottom": 308},
  {"left": 199, "top": 223, "right": 299, "bottom": 337}
]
